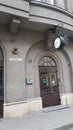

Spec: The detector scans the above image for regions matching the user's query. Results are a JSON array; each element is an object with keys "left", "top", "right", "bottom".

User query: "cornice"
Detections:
[{"left": 30, "top": 1, "right": 73, "bottom": 18}]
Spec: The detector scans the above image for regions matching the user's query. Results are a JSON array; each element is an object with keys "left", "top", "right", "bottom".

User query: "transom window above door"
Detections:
[{"left": 39, "top": 56, "right": 56, "bottom": 67}]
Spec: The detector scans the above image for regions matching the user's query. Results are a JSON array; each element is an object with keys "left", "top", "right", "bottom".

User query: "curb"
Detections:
[{"left": 53, "top": 123, "right": 73, "bottom": 130}]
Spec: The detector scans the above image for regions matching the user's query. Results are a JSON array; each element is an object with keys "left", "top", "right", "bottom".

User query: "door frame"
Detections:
[
  {"left": 0, "top": 47, "right": 4, "bottom": 118},
  {"left": 38, "top": 55, "right": 60, "bottom": 107}
]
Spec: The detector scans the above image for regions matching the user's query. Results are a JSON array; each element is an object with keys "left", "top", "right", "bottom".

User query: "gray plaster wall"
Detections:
[
  {"left": 66, "top": 0, "right": 72, "bottom": 13},
  {"left": 30, "top": 2, "right": 73, "bottom": 31},
  {"left": 1, "top": 0, "right": 73, "bottom": 14},
  {"left": 25, "top": 41, "right": 72, "bottom": 96},
  {"left": 66, "top": 0, "right": 73, "bottom": 13},
  {"left": 0, "top": 25, "right": 44, "bottom": 103},
  {"left": 0, "top": 0, "right": 29, "bottom": 11},
  {"left": 64, "top": 44, "right": 73, "bottom": 92},
  {"left": 55, "top": 50, "right": 72, "bottom": 93},
  {"left": 0, "top": 0, "right": 73, "bottom": 32},
  {"left": 55, "top": 0, "right": 65, "bottom": 9},
  {"left": 0, "top": 0, "right": 29, "bottom": 18},
  {"left": 0, "top": 25, "right": 73, "bottom": 104}
]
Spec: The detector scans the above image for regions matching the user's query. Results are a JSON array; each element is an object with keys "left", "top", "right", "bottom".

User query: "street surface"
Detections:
[{"left": 0, "top": 105, "right": 73, "bottom": 130}]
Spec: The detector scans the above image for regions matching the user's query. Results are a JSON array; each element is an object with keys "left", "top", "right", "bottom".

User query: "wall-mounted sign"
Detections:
[
  {"left": 12, "top": 48, "right": 18, "bottom": 55},
  {"left": 26, "top": 79, "right": 33, "bottom": 85},
  {"left": 9, "top": 58, "right": 22, "bottom": 61}
]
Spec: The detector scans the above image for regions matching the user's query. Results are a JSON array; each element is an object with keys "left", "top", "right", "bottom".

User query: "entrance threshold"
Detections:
[{"left": 42, "top": 105, "right": 70, "bottom": 113}]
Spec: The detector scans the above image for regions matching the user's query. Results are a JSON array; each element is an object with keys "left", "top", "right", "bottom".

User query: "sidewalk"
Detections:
[{"left": 0, "top": 105, "right": 73, "bottom": 130}]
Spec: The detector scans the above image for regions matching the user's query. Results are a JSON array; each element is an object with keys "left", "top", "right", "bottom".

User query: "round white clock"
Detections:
[{"left": 54, "top": 37, "right": 61, "bottom": 49}]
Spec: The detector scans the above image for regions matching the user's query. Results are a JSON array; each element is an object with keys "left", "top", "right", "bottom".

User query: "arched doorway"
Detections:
[
  {"left": 39, "top": 56, "right": 60, "bottom": 108},
  {"left": 0, "top": 47, "right": 4, "bottom": 118}
]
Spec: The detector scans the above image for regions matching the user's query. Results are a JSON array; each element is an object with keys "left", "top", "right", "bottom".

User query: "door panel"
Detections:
[{"left": 39, "top": 66, "right": 60, "bottom": 108}]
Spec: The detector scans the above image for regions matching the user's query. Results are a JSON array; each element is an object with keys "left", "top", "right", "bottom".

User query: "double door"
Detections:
[{"left": 39, "top": 67, "right": 60, "bottom": 108}]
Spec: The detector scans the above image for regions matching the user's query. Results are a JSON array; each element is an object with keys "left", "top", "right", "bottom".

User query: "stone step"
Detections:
[{"left": 42, "top": 105, "right": 70, "bottom": 113}]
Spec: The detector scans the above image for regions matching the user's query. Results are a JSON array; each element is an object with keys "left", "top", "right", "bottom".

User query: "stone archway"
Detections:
[
  {"left": 25, "top": 41, "right": 63, "bottom": 100},
  {"left": 25, "top": 40, "right": 72, "bottom": 107}
]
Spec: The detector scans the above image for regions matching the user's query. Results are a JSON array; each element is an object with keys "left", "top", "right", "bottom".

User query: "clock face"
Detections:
[{"left": 54, "top": 37, "right": 61, "bottom": 49}]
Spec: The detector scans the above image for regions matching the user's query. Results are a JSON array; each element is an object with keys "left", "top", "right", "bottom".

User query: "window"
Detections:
[
  {"left": 51, "top": 0, "right": 54, "bottom": 5},
  {"left": 39, "top": 56, "right": 56, "bottom": 67},
  {"left": 43, "top": 0, "right": 54, "bottom": 5},
  {"left": 35, "top": 0, "right": 54, "bottom": 5},
  {"left": 36, "top": 0, "right": 41, "bottom": 1}
]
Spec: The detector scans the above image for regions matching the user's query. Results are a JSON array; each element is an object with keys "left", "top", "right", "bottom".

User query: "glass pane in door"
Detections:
[
  {"left": 50, "top": 72, "right": 58, "bottom": 93},
  {"left": 41, "top": 72, "right": 49, "bottom": 94}
]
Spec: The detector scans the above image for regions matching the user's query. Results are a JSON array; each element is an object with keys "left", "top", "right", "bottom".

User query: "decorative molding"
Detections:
[
  {"left": 9, "top": 18, "right": 20, "bottom": 33},
  {"left": 12, "top": 48, "right": 18, "bottom": 55}
]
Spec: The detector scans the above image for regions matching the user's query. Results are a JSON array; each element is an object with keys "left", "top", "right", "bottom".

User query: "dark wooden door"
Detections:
[
  {"left": 39, "top": 67, "right": 60, "bottom": 108},
  {"left": 0, "top": 62, "right": 3, "bottom": 118}
]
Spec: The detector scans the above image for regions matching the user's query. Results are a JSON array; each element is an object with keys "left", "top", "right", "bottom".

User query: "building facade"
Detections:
[{"left": 0, "top": 0, "right": 73, "bottom": 118}]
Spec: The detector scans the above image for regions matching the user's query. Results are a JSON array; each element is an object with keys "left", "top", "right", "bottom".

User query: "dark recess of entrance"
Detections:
[
  {"left": 0, "top": 48, "right": 4, "bottom": 118},
  {"left": 39, "top": 56, "right": 60, "bottom": 108}
]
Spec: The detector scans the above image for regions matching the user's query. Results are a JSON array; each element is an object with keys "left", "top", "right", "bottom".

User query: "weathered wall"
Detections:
[
  {"left": 56, "top": 0, "right": 65, "bottom": 9},
  {"left": 25, "top": 41, "right": 72, "bottom": 96},
  {"left": 30, "top": 2, "right": 73, "bottom": 32},
  {"left": 0, "top": 25, "right": 44, "bottom": 103},
  {"left": 0, "top": 25, "right": 73, "bottom": 118},
  {"left": 0, "top": 25, "right": 73, "bottom": 104},
  {"left": 0, "top": 0, "right": 29, "bottom": 18}
]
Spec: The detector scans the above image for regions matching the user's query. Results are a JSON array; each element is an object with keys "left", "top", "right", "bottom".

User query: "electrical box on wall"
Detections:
[{"left": 26, "top": 79, "right": 33, "bottom": 85}]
